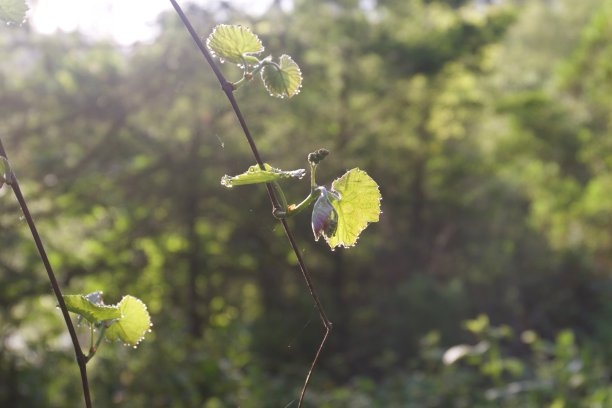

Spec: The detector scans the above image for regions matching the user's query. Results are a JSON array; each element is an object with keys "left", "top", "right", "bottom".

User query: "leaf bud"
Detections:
[
  {"left": 308, "top": 148, "right": 330, "bottom": 166},
  {"left": 311, "top": 187, "right": 338, "bottom": 241}
]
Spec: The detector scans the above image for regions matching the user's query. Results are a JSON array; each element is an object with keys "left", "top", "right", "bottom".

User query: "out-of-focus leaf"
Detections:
[
  {"left": 0, "top": 0, "right": 28, "bottom": 25},
  {"left": 443, "top": 341, "right": 490, "bottom": 365},
  {"left": 0, "top": 156, "right": 9, "bottom": 188}
]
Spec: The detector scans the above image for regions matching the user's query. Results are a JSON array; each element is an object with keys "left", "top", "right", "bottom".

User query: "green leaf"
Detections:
[
  {"left": 324, "top": 168, "right": 381, "bottom": 249},
  {"left": 0, "top": 0, "right": 28, "bottom": 25},
  {"left": 63, "top": 293, "right": 122, "bottom": 324},
  {"left": 261, "top": 55, "right": 303, "bottom": 98},
  {"left": 221, "top": 163, "right": 306, "bottom": 188},
  {"left": 104, "top": 295, "right": 151, "bottom": 347},
  {"left": 206, "top": 24, "right": 264, "bottom": 65},
  {"left": 0, "top": 156, "right": 10, "bottom": 188}
]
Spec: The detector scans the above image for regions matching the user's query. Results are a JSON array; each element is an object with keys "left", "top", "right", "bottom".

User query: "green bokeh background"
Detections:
[{"left": 2, "top": 0, "right": 612, "bottom": 406}]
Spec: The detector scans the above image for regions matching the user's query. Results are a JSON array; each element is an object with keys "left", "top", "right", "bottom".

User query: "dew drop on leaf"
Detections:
[{"left": 104, "top": 295, "right": 152, "bottom": 347}]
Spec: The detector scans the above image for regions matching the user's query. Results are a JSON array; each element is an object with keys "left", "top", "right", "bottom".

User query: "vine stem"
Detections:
[
  {"left": 168, "top": 2, "right": 333, "bottom": 406},
  {"left": 0, "top": 138, "right": 92, "bottom": 408}
]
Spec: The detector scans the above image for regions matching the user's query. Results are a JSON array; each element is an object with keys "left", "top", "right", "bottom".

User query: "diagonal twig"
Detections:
[
  {"left": 0, "top": 138, "right": 92, "bottom": 408},
  {"left": 168, "top": 2, "right": 333, "bottom": 406}
]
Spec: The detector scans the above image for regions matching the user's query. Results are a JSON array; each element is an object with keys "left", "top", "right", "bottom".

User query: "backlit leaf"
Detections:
[
  {"left": 324, "top": 168, "right": 381, "bottom": 249},
  {"left": 206, "top": 24, "right": 264, "bottom": 65},
  {"left": 261, "top": 55, "right": 303, "bottom": 98},
  {"left": 221, "top": 163, "right": 305, "bottom": 188},
  {"left": 104, "top": 295, "right": 151, "bottom": 347},
  {"left": 63, "top": 292, "right": 122, "bottom": 324}
]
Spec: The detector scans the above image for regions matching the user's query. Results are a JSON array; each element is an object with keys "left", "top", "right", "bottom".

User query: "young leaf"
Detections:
[
  {"left": 0, "top": 0, "right": 28, "bottom": 25},
  {"left": 221, "top": 163, "right": 306, "bottom": 188},
  {"left": 312, "top": 188, "right": 339, "bottom": 241},
  {"left": 324, "top": 168, "right": 381, "bottom": 249},
  {"left": 63, "top": 293, "right": 122, "bottom": 324},
  {"left": 206, "top": 24, "right": 264, "bottom": 65},
  {"left": 261, "top": 55, "right": 303, "bottom": 98},
  {"left": 104, "top": 295, "right": 151, "bottom": 347}
]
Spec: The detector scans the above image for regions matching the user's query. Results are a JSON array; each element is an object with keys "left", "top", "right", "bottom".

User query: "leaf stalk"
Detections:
[{"left": 0, "top": 137, "right": 92, "bottom": 408}]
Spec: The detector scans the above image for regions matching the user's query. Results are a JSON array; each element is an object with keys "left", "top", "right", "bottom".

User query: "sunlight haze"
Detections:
[{"left": 30, "top": 0, "right": 275, "bottom": 45}]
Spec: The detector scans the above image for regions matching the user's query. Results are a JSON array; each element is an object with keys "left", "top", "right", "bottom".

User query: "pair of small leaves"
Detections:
[
  {"left": 206, "top": 24, "right": 303, "bottom": 98},
  {"left": 0, "top": 0, "right": 28, "bottom": 25},
  {"left": 221, "top": 164, "right": 381, "bottom": 249},
  {"left": 63, "top": 292, "right": 152, "bottom": 347}
]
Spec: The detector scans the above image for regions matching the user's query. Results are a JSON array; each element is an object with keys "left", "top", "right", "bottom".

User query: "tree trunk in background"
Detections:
[
  {"left": 185, "top": 127, "right": 203, "bottom": 339},
  {"left": 410, "top": 154, "right": 428, "bottom": 269},
  {"left": 330, "top": 250, "right": 350, "bottom": 377}
]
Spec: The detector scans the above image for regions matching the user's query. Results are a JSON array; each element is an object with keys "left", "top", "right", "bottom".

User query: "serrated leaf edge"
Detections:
[
  {"left": 279, "top": 54, "right": 303, "bottom": 97},
  {"left": 205, "top": 24, "right": 264, "bottom": 63},
  {"left": 104, "top": 295, "right": 152, "bottom": 348},
  {"left": 325, "top": 168, "right": 382, "bottom": 249},
  {"left": 261, "top": 54, "right": 303, "bottom": 98}
]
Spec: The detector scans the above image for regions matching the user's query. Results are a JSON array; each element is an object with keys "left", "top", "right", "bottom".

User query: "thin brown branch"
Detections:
[
  {"left": 168, "top": 1, "right": 333, "bottom": 406},
  {"left": 298, "top": 323, "right": 332, "bottom": 404},
  {"left": 0, "top": 138, "right": 92, "bottom": 408}
]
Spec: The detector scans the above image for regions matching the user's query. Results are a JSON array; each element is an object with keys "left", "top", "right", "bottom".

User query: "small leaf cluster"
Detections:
[
  {"left": 221, "top": 152, "right": 381, "bottom": 250},
  {"left": 206, "top": 24, "right": 303, "bottom": 98},
  {"left": 64, "top": 291, "right": 152, "bottom": 348},
  {"left": 206, "top": 25, "right": 381, "bottom": 249}
]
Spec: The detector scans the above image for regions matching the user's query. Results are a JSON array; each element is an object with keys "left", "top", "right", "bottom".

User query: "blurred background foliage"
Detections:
[{"left": 1, "top": 0, "right": 612, "bottom": 406}]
